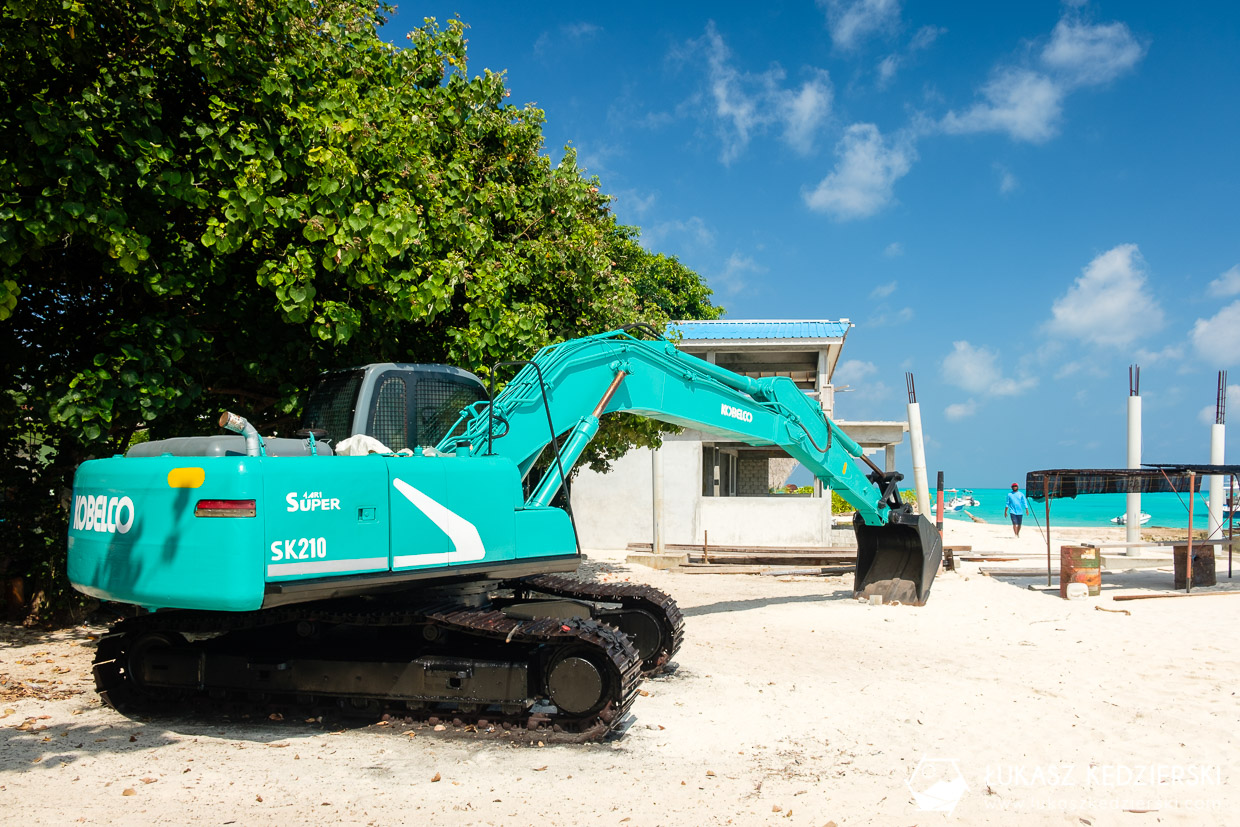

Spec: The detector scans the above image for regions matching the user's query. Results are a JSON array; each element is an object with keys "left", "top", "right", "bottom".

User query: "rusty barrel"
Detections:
[
  {"left": 1059, "top": 546, "right": 1101, "bottom": 598},
  {"left": 1173, "top": 544, "right": 1216, "bottom": 589}
]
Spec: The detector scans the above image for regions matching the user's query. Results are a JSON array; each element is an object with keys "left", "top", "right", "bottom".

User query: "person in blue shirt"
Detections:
[{"left": 1004, "top": 482, "right": 1030, "bottom": 537}]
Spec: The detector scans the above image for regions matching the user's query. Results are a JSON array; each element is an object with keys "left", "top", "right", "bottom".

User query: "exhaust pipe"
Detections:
[
  {"left": 219, "top": 412, "right": 266, "bottom": 457},
  {"left": 853, "top": 510, "right": 942, "bottom": 606}
]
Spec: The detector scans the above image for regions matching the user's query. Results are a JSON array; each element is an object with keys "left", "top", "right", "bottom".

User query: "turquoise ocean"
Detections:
[{"left": 937, "top": 487, "right": 1229, "bottom": 530}]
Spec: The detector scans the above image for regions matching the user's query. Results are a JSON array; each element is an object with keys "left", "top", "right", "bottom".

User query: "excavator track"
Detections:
[
  {"left": 505, "top": 575, "right": 684, "bottom": 675},
  {"left": 92, "top": 597, "right": 643, "bottom": 742}
]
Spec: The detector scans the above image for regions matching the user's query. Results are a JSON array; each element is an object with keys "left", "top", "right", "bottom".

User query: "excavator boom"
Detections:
[{"left": 442, "top": 328, "right": 941, "bottom": 604}]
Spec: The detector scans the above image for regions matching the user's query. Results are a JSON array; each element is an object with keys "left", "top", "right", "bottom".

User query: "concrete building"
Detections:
[{"left": 569, "top": 320, "right": 909, "bottom": 550}]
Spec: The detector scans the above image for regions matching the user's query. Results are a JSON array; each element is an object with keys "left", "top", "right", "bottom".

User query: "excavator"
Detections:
[{"left": 68, "top": 327, "right": 941, "bottom": 739}]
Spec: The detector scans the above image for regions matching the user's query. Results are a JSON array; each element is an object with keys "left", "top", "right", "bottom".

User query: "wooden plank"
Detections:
[
  {"left": 688, "top": 557, "right": 855, "bottom": 568},
  {"left": 763, "top": 567, "right": 853, "bottom": 577},
  {"left": 679, "top": 566, "right": 768, "bottom": 575},
  {"left": 628, "top": 542, "right": 858, "bottom": 555},
  {"left": 1083, "top": 538, "right": 1240, "bottom": 549},
  {"left": 1112, "top": 590, "right": 1240, "bottom": 602}
]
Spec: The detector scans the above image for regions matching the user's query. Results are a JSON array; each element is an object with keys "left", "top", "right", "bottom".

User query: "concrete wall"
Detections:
[
  {"left": 695, "top": 497, "right": 836, "bottom": 547},
  {"left": 570, "top": 431, "right": 850, "bottom": 550},
  {"left": 569, "top": 437, "right": 698, "bottom": 551}
]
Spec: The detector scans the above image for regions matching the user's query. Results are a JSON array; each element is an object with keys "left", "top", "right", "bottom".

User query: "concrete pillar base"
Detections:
[{"left": 626, "top": 552, "right": 688, "bottom": 570}]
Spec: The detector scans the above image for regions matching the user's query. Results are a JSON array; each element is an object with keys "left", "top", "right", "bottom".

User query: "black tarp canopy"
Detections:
[{"left": 1025, "top": 465, "right": 1240, "bottom": 500}]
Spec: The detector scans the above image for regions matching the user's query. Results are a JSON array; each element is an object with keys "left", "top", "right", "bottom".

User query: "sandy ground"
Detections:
[{"left": 2, "top": 520, "right": 1238, "bottom": 826}]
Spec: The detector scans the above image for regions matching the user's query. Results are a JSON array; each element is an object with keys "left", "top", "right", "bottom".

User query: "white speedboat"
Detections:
[
  {"left": 1110, "top": 512, "right": 1151, "bottom": 526},
  {"left": 943, "top": 489, "right": 980, "bottom": 512}
]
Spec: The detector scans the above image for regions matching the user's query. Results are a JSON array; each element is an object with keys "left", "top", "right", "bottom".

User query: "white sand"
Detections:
[{"left": 2, "top": 521, "right": 1237, "bottom": 825}]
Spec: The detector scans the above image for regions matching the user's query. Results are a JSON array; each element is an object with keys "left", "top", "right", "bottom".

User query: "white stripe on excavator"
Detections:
[
  {"left": 392, "top": 478, "right": 486, "bottom": 562},
  {"left": 267, "top": 557, "right": 388, "bottom": 577}
]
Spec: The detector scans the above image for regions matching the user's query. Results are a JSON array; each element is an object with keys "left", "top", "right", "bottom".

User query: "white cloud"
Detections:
[
  {"left": 832, "top": 359, "right": 896, "bottom": 413},
  {"left": 877, "top": 55, "right": 900, "bottom": 87},
  {"left": 702, "top": 25, "right": 759, "bottom": 163},
  {"left": 869, "top": 306, "right": 914, "bottom": 327},
  {"left": 1055, "top": 361, "right": 1084, "bottom": 379},
  {"left": 1041, "top": 18, "right": 1146, "bottom": 88},
  {"left": 641, "top": 216, "right": 715, "bottom": 252},
  {"left": 1191, "top": 301, "right": 1240, "bottom": 366},
  {"left": 804, "top": 123, "right": 915, "bottom": 220},
  {"left": 776, "top": 70, "right": 834, "bottom": 154},
  {"left": 867, "top": 280, "right": 914, "bottom": 326},
  {"left": 870, "top": 280, "right": 897, "bottom": 298},
  {"left": 821, "top": 0, "right": 901, "bottom": 51},
  {"left": 1132, "top": 343, "right": 1184, "bottom": 365},
  {"left": 876, "top": 25, "right": 945, "bottom": 88},
  {"left": 939, "top": 14, "right": 1144, "bottom": 144},
  {"left": 1208, "top": 265, "right": 1240, "bottom": 298},
  {"left": 698, "top": 23, "right": 833, "bottom": 163},
  {"left": 910, "top": 24, "right": 946, "bottom": 52},
  {"left": 945, "top": 399, "right": 978, "bottom": 420},
  {"left": 940, "top": 68, "right": 1064, "bottom": 143},
  {"left": 611, "top": 189, "right": 657, "bottom": 219},
  {"left": 994, "top": 162, "right": 1018, "bottom": 194},
  {"left": 1046, "top": 244, "right": 1165, "bottom": 348},
  {"left": 941, "top": 340, "right": 1037, "bottom": 396},
  {"left": 534, "top": 22, "right": 601, "bottom": 54},
  {"left": 1199, "top": 384, "right": 1240, "bottom": 425},
  {"left": 714, "top": 251, "right": 765, "bottom": 296},
  {"left": 576, "top": 141, "right": 623, "bottom": 177},
  {"left": 834, "top": 358, "right": 878, "bottom": 384},
  {"left": 883, "top": 241, "right": 904, "bottom": 257}
]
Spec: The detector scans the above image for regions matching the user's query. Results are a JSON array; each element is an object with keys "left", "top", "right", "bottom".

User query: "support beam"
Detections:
[{"left": 1126, "top": 367, "right": 1141, "bottom": 547}]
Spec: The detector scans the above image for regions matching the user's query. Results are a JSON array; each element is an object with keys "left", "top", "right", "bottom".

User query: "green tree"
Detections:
[{"left": 0, "top": 1, "right": 721, "bottom": 616}]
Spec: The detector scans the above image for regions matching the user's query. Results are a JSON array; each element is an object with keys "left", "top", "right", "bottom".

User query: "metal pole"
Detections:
[
  {"left": 906, "top": 374, "right": 932, "bottom": 517},
  {"left": 1208, "top": 371, "right": 1227, "bottom": 539},
  {"left": 935, "top": 471, "right": 944, "bottom": 538},
  {"left": 651, "top": 446, "right": 664, "bottom": 556},
  {"left": 1126, "top": 366, "right": 1142, "bottom": 548},
  {"left": 1187, "top": 471, "right": 1195, "bottom": 593},
  {"left": 1046, "top": 479, "right": 1053, "bottom": 588}
]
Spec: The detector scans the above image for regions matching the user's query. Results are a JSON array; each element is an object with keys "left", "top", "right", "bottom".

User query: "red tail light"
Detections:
[{"left": 195, "top": 499, "right": 256, "bottom": 518}]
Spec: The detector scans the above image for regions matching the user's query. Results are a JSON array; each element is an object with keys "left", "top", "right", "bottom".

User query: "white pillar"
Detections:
[
  {"left": 907, "top": 401, "right": 931, "bottom": 516},
  {"left": 1208, "top": 423, "right": 1225, "bottom": 539},
  {"left": 651, "top": 446, "right": 664, "bottom": 555},
  {"left": 1126, "top": 395, "right": 1141, "bottom": 545}
]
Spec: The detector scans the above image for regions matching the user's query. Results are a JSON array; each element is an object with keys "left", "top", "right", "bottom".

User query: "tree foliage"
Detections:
[{"left": 0, "top": 0, "right": 721, "bottom": 608}]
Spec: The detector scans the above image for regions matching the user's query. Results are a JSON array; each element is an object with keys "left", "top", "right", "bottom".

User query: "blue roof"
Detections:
[{"left": 668, "top": 320, "right": 851, "bottom": 341}]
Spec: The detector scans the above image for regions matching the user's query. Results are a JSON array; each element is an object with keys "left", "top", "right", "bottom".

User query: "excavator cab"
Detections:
[{"left": 852, "top": 509, "right": 942, "bottom": 606}]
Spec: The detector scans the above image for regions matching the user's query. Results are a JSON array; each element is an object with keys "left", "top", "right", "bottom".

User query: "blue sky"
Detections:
[{"left": 385, "top": 2, "right": 1240, "bottom": 487}]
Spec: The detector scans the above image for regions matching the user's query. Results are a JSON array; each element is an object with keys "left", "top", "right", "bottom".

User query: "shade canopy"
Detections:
[{"left": 1025, "top": 465, "right": 1240, "bottom": 501}]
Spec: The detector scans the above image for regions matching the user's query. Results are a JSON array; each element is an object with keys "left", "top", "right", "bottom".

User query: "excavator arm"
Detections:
[{"left": 439, "top": 329, "right": 942, "bottom": 605}]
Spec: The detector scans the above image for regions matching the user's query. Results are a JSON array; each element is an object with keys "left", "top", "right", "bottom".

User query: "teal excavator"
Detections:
[{"left": 69, "top": 327, "right": 941, "bottom": 739}]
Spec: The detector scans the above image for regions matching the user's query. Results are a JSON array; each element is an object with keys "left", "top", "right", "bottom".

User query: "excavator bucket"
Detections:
[{"left": 852, "top": 511, "right": 942, "bottom": 606}]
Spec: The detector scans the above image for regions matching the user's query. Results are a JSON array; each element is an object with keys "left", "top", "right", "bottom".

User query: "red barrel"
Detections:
[{"left": 1060, "top": 546, "right": 1101, "bottom": 598}]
